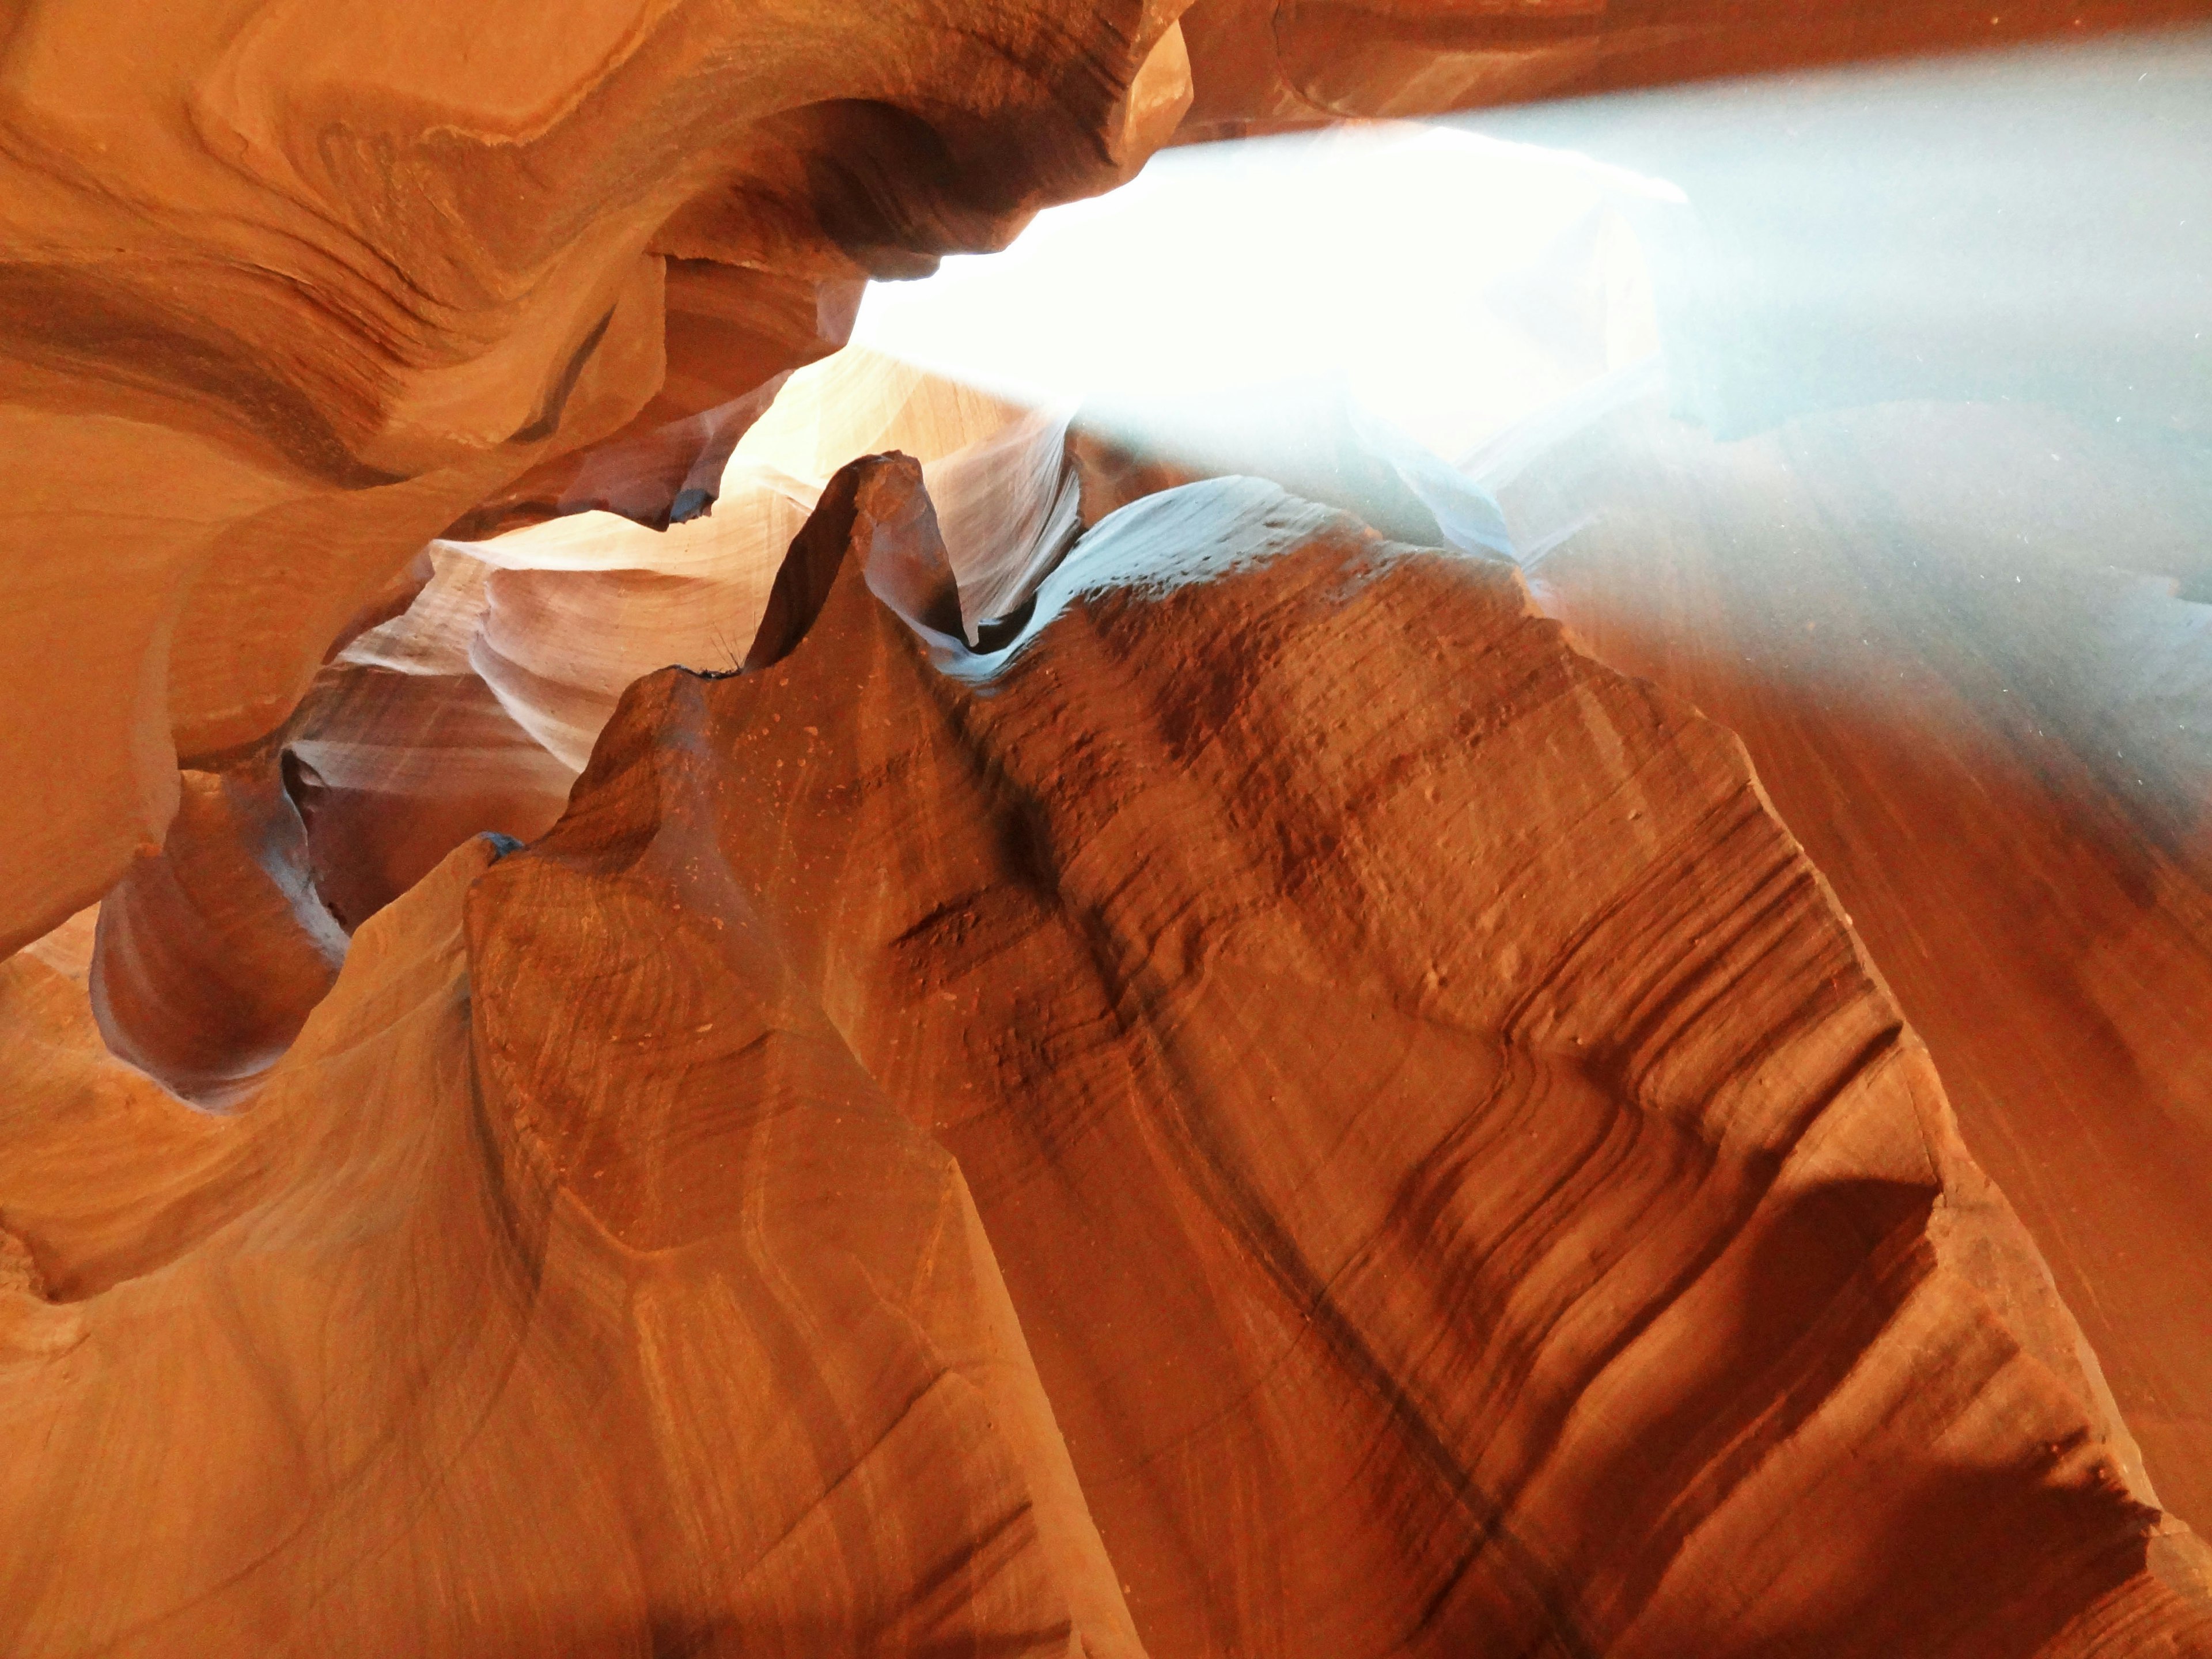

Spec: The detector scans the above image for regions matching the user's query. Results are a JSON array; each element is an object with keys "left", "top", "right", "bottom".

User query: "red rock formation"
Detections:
[
  {"left": 88, "top": 760, "right": 348, "bottom": 1107},
  {"left": 7, "top": 456, "right": 2205, "bottom": 1651},
  {"left": 284, "top": 663, "right": 575, "bottom": 934},
  {"left": 3, "top": 837, "right": 1142, "bottom": 1656},
  {"left": 268, "top": 350, "right": 1067, "bottom": 940},
  {"left": 520, "top": 458, "right": 2212, "bottom": 1652},
  {"left": 17, "top": 0, "right": 2212, "bottom": 959},
  {"left": 11, "top": 5, "right": 2212, "bottom": 1652},
  {"left": 1503, "top": 391, "right": 2212, "bottom": 1548},
  {"left": 448, "top": 262, "right": 867, "bottom": 539},
  {"left": 0, "top": 0, "right": 1194, "bottom": 956}
]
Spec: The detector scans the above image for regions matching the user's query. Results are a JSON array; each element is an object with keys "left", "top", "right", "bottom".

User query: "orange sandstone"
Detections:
[{"left": 8, "top": 458, "right": 2207, "bottom": 1650}]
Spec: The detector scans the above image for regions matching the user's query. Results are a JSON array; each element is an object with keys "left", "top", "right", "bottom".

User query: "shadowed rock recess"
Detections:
[{"left": 5, "top": 455, "right": 2207, "bottom": 1654}]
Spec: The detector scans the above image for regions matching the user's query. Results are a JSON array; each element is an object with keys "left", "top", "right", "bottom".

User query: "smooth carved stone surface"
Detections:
[
  {"left": 273, "top": 352, "right": 1071, "bottom": 941},
  {"left": 0, "top": 835, "right": 1142, "bottom": 1657},
  {"left": 0, "top": 911, "right": 238, "bottom": 1312},
  {"left": 0, "top": 0, "right": 1194, "bottom": 957},
  {"left": 88, "top": 761, "right": 348, "bottom": 1108},
  {"left": 285, "top": 661, "right": 577, "bottom": 934},
  {"left": 2, "top": 456, "right": 2207, "bottom": 1652},
  {"left": 16, "top": 0, "right": 2203, "bottom": 963},
  {"left": 1504, "top": 392, "right": 2212, "bottom": 1546},
  {"left": 447, "top": 262, "right": 867, "bottom": 539},
  {"left": 518, "top": 459, "right": 2212, "bottom": 1656}
]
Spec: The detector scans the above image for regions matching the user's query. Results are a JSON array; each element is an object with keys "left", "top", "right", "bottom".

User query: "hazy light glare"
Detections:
[{"left": 852, "top": 126, "right": 1680, "bottom": 465}]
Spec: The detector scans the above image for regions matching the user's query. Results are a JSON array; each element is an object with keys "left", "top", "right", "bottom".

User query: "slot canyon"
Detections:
[{"left": 4, "top": 2, "right": 2212, "bottom": 1654}]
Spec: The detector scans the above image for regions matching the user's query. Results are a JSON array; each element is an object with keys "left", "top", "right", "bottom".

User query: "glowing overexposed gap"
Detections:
[{"left": 851, "top": 124, "right": 1682, "bottom": 464}]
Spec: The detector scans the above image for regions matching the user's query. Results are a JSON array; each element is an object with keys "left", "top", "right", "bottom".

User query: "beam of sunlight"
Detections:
[{"left": 850, "top": 124, "right": 1681, "bottom": 469}]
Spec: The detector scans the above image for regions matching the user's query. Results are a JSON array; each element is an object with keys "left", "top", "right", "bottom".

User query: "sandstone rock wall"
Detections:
[
  {"left": 6, "top": 459, "right": 2207, "bottom": 1652},
  {"left": 8, "top": 6, "right": 2212, "bottom": 1652}
]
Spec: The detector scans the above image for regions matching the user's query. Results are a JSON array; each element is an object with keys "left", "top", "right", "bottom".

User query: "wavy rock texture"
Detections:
[
  {"left": 510, "top": 457, "right": 2212, "bottom": 1651},
  {"left": 0, "top": 0, "right": 1194, "bottom": 956},
  {"left": 102, "top": 354, "right": 1097, "bottom": 1063},
  {"left": 2, "top": 837, "right": 1139, "bottom": 1657},
  {"left": 448, "top": 262, "right": 866, "bottom": 539},
  {"left": 87, "top": 759, "right": 347, "bottom": 1107},
  {"left": 116, "top": 350, "right": 1218, "bottom": 1082},
  {"left": 10, "top": 5, "right": 2212, "bottom": 1652},
  {"left": 285, "top": 667, "right": 577, "bottom": 935},
  {"left": 6, "top": 455, "right": 2205, "bottom": 1652},
  {"left": 1505, "top": 391, "right": 2212, "bottom": 1547},
  {"left": 268, "top": 350, "right": 1069, "bottom": 941},
  {"left": 18, "top": 0, "right": 2212, "bottom": 959}
]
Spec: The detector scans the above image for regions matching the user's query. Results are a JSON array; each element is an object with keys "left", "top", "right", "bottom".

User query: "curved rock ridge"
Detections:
[
  {"left": 47, "top": 347, "right": 1430, "bottom": 1107},
  {"left": 87, "top": 758, "right": 349, "bottom": 1108},
  {"left": 444, "top": 261, "right": 867, "bottom": 540},
  {"left": 20, "top": 0, "right": 2212, "bottom": 964},
  {"left": 2, "top": 449, "right": 2206, "bottom": 1652},
  {"left": 269, "top": 351, "right": 1081, "bottom": 941},
  {"left": 0, "top": 0, "right": 1195, "bottom": 957},
  {"left": 9, "top": 449, "right": 2203, "bottom": 1654},
  {"left": 283, "top": 666, "right": 577, "bottom": 935},
  {"left": 143, "top": 349, "right": 1464, "bottom": 1063},
  {"left": 0, "top": 833, "right": 1145, "bottom": 1657},
  {"left": 383, "top": 343, "right": 1490, "bottom": 815},
  {"left": 530, "top": 455, "right": 2212, "bottom": 1654},
  {"left": 1494, "top": 387, "right": 2212, "bottom": 1547}
]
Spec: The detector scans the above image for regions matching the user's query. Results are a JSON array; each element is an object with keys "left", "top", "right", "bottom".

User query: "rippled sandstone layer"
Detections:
[
  {"left": 10, "top": 0, "right": 2207, "bottom": 955},
  {"left": 7, "top": 460, "right": 2205, "bottom": 1654},
  {"left": 0, "top": 0, "right": 1195, "bottom": 956}
]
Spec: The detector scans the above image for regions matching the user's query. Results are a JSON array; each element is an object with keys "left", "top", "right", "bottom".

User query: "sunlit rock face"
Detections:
[
  {"left": 827, "top": 32, "right": 2212, "bottom": 1562},
  {"left": 3, "top": 0, "right": 2186, "bottom": 956},
  {"left": 1448, "top": 44, "right": 2212, "bottom": 1544},
  {"left": 1508, "top": 393, "right": 2212, "bottom": 1552},
  {"left": 266, "top": 343, "right": 1444, "bottom": 945},
  {"left": 262, "top": 350, "right": 1070, "bottom": 939},
  {"left": 445, "top": 262, "right": 866, "bottom": 540}
]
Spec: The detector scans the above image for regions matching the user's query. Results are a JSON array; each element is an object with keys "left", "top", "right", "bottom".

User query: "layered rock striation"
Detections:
[
  {"left": 7, "top": 456, "right": 2206, "bottom": 1654},
  {"left": 9, "top": 4, "right": 2212, "bottom": 1653},
  {"left": 0, "top": 0, "right": 1195, "bottom": 956},
  {"left": 11, "top": 0, "right": 2209, "bottom": 957}
]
